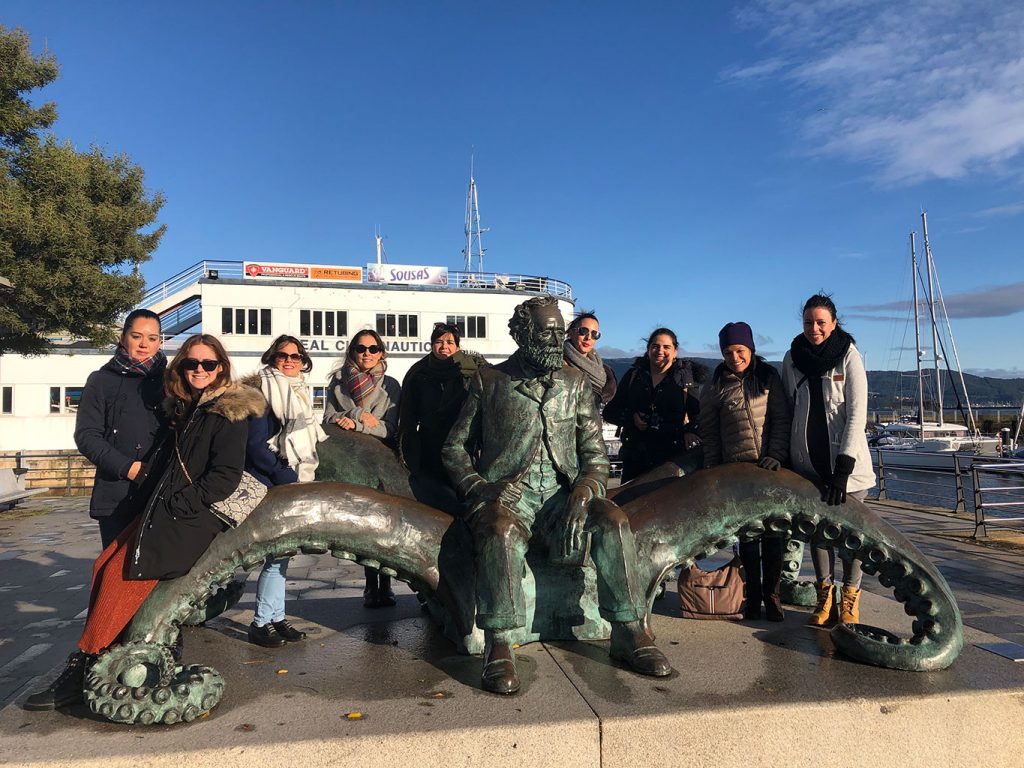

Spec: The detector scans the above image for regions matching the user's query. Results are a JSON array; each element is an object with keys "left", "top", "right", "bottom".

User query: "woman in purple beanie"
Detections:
[{"left": 699, "top": 322, "right": 791, "bottom": 620}]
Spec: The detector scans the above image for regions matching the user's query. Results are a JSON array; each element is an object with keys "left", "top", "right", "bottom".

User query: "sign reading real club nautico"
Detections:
[{"left": 366, "top": 263, "right": 448, "bottom": 285}]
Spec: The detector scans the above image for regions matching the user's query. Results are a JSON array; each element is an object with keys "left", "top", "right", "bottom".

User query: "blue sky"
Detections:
[{"left": 5, "top": 1, "right": 1024, "bottom": 376}]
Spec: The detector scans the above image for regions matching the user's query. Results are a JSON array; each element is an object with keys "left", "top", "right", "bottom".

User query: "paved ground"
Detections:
[{"left": 1, "top": 495, "right": 1023, "bottom": 708}]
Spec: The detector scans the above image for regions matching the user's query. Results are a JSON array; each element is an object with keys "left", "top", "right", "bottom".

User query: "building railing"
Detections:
[
  {"left": 1, "top": 451, "right": 95, "bottom": 497},
  {"left": 139, "top": 260, "right": 573, "bottom": 310}
]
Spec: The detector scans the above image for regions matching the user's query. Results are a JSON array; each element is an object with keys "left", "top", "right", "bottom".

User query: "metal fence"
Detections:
[
  {"left": 871, "top": 448, "right": 1024, "bottom": 537},
  {"left": 2, "top": 451, "right": 94, "bottom": 497}
]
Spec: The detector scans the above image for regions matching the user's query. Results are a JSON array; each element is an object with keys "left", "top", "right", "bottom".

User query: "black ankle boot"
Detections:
[
  {"left": 377, "top": 575, "right": 396, "bottom": 607},
  {"left": 24, "top": 651, "right": 90, "bottom": 711},
  {"left": 363, "top": 568, "right": 380, "bottom": 608}
]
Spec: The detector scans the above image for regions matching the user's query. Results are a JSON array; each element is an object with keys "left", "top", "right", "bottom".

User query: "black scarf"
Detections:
[{"left": 790, "top": 328, "right": 854, "bottom": 378}]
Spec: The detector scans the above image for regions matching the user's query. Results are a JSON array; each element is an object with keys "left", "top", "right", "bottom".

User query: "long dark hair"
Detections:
[
  {"left": 645, "top": 327, "right": 678, "bottom": 351},
  {"left": 119, "top": 309, "right": 162, "bottom": 346},
  {"left": 568, "top": 311, "right": 599, "bottom": 335},
  {"left": 801, "top": 293, "right": 855, "bottom": 342},
  {"left": 261, "top": 334, "right": 312, "bottom": 373},
  {"left": 346, "top": 329, "right": 388, "bottom": 371}
]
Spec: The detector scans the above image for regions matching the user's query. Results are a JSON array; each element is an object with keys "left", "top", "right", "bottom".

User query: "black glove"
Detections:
[
  {"left": 826, "top": 454, "right": 856, "bottom": 505},
  {"left": 757, "top": 456, "right": 781, "bottom": 471}
]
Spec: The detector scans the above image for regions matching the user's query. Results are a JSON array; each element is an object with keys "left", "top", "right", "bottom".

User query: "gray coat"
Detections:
[
  {"left": 323, "top": 373, "right": 401, "bottom": 441},
  {"left": 782, "top": 343, "right": 875, "bottom": 493}
]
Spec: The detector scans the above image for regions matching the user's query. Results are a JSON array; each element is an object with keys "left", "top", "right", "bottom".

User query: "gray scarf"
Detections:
[{"left": 563, "top": 340, "right": 607, "bottom": 396}]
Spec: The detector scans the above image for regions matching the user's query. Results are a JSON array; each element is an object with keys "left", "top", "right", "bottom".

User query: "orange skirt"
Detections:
[{"left": 78, "top": 519, "right": 158, "bottom": 655}]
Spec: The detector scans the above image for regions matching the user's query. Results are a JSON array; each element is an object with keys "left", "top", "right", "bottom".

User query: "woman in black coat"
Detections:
[
  {"left": 25, "top": 334, "right": 262, "bottom": 712},
  {"left": 603, "top": 327, "right": 704, "bottom": 482},
  {"left": 74, "top": 309, "right": 167, "bottom": 547}
]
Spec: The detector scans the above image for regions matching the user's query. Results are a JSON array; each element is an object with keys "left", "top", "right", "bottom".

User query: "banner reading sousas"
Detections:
[{"left": 366, "top": 264, "right": 448, "bottom": 286}]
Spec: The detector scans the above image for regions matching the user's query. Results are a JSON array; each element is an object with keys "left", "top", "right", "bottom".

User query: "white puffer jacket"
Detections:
[{"left": 782, "top": 342, "right": 875, "bottom": 494}]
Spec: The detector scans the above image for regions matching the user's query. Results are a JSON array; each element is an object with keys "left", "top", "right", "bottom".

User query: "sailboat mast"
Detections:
[
  {"left": 921, "top": 211, "right": 943, "bottom": 426},
  {"left": 911, "top": 231, "right": 925, "bottom": 433}
]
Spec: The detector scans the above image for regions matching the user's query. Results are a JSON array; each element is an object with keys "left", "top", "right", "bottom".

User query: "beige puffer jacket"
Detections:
[{"left": 699, "top": 359, "right": 791, "bottom": 468}]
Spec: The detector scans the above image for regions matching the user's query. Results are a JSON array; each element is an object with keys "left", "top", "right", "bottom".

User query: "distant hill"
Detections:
[{"left": 605, "top": 358, "right": 1024, "bottom": 409}]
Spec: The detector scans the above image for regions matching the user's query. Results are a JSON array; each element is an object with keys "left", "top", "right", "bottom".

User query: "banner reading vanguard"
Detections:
[
  {"left": 366, "top": 263, "right": 449, "bottom": 286},
  {"left": 244, "top": 261, "right": 363, "bottom": 282}
]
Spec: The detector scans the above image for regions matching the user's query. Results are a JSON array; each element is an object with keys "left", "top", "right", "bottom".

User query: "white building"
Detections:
[{"left": 0, "top": 259, "right": 575, "bottom": 451}]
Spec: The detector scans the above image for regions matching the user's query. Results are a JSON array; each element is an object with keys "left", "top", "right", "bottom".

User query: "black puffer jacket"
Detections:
[
  {"left": 128, "top": 383, "right": 265, "bottom": 580},
  {"left": 74, "top": 356, "right": 167, "bottom": 519}
]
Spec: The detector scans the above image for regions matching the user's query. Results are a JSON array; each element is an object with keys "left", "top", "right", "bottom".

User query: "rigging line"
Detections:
[{"left": 931, "top": 266, "right": 980, "bottom": 436}]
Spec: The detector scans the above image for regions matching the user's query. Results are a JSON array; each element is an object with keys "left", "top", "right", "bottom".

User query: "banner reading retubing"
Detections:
[
  {"left": 243, "top": 261, "right": 363, "bottom": 282},
  {"left": 366, "top": 263, "right": 449, "bottom": 286}
]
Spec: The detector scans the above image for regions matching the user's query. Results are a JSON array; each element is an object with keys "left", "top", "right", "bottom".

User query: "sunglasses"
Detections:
[
  {"left": 274, "top": 352, "right": 304, "bottom": 363},
  {"left": 181, "top": 358, "right": 220, "bottom": 372},
  {"left": 353, "top": 344, "right": 382, "bottom": 354},
  {"left": 433, "top": 322, "right": 459, "bottom": 333},
  {"left": 576, "top": 328, "right": 601, "bottom": 340}
]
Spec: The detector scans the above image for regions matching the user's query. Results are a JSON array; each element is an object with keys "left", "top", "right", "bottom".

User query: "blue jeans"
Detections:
[{"left": 254, "top": 556, "right": 289, "bottom": 626}]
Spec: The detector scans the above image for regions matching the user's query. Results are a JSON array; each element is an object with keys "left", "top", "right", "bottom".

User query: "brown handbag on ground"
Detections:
[{"left": 677, "top": 555, "right": 746, "bottom": 620}]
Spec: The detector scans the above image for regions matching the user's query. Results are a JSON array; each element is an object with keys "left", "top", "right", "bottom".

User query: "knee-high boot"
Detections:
[
  {"left": 760, "top": 536, "right": 785, "bottom": 622},
  {"left": 738, "top": 540, "right": 762, "bottom": 620}
]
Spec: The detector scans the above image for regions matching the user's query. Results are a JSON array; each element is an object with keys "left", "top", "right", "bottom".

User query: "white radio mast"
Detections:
[{"left": 463, "top": 151, "right": 488, "bottom": 274}]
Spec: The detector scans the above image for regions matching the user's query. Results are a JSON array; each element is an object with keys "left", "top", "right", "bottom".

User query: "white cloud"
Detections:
[
  {"left": 975, "top": 201, "right": 1024, "bottom": 218},
  {"left": 728, "top": 1, "right": 1024, "bottom": 184}
]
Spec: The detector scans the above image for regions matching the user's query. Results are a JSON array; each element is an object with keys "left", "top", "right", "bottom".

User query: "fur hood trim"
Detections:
[{"left": 164, "top": 382, "right": 267, "bottom": 422}]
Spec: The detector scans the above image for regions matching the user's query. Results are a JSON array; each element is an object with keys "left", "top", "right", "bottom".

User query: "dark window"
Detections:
[
  {"left": 234, "top": 309, "right": 245, "bottom": 334},
  {"left": 378, "top": 313, "right": 416, "bottom": 337},
  {"left": 2, "top": 386, "right": 12, "bottom": 415},
  {"left": 260, "top": 308, "right": 271, "bottom": 334},
  {"left": 324, "top": 312, "right": 335, "bottom": 336},
  {"left": 300, "top": 310, "right": 311, "bottom": 336},
  {"left": 247, "top": 309, "right": 258, "bottom": 335},
  {"left": 50, "top": 386, "right": 61, "bottom": 413},
  {"left": 313, "top": 311, "right": 323, "bottom": 335},
  {"left": 222, "top": 308, "right": 232, "bottom": 334},
  {"left": 447, "top": 314, "right": 485, "bottom": 338},
  {"left": 337, "top": 311, "right": 348, "bottom": 336},
  {"left": 65, "top": 387, "right": 84, "bottom": 410}
]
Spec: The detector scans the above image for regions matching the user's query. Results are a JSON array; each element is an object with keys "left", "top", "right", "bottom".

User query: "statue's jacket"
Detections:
[{"left": 442, "top": 353, "right": 609, "bottom": 499}]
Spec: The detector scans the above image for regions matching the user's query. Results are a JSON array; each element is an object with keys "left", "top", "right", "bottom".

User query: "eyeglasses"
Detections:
[
  {"left": 576, "top": 328, "right": 601, "bottom": 340},
  {"left": 181, "top": 359, "right": 220, "bottom": 372},
  {"left": 434, "top": 322, "right": 459, "bottom": 333},
  {"left": 353, "top": 344, "right": 382, "bottom": 354},
  {"left": 274, "top": 352, "right": 304, "bottom": 363}
]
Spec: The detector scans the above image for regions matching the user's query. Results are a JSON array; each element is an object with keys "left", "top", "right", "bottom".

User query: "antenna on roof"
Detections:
[
  {"left": 375, "top": 226, "right": 388, "bottom": 266},
  {"left": 463, "top": 149, "right": 489, "bottom": 274}
]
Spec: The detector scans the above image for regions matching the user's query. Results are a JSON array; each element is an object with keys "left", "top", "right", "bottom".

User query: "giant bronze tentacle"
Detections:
[
  {"left": 85, "top": 437, "right": 963, "bottom": 724},
  {"left": 85, "top": 483, "right": 461, "bottom": 724},
  {"left": 619, "top": 463, "right": 963, "bottom": 672}
]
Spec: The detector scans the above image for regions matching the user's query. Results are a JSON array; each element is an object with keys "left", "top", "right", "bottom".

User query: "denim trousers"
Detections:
[{"left": 254, "top": 556, "right": 289, "bottom": 626}]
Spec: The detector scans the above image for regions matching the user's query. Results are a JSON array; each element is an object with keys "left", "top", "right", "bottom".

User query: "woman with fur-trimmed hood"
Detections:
[{"left": 25, "top": 334, "right": 263, "bottom": 712}]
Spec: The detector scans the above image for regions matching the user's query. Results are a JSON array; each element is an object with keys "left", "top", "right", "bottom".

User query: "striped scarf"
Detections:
[
  {"left": 112, "top": 347, "right": 167, "bottom": 377},
  {"left": 258, "top": 367, "right": 328, "bottom": 483},
  {"left": 343, "top": 361, "right": 384, "bottom": 406}
]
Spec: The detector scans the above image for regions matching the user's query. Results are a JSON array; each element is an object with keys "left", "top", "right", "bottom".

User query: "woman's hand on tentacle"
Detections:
[
  {"left": 359, "top": 412, "right": 380, "bottom": 429},
  {"left": 335, "top": 416, "right": 356, "bottom": 430},
  {"left": 757, "top": 456, "right": 781, "bottom": 471}
]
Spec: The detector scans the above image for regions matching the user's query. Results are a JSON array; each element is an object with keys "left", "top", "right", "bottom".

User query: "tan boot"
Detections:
[
  {"left": 839, "top": 586, "right": 861, "bottom": 624},
  {"left": 806, "top": 580, "right": 838, "bottom": 627}
]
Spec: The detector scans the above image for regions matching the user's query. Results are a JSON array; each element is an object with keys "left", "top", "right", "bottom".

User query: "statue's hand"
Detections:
[
  {"left": 559, "top": 487, "right": 592, "bottom": 560},
  {"left": 467, "top": 480, "right": 522, "bottom": 513}
]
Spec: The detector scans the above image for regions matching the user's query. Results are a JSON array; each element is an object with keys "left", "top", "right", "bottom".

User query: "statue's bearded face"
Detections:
[{"left": 520, "top": 305, "right": 566, "bottom": 372}]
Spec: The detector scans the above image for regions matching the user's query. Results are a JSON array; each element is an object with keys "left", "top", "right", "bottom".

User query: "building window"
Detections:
[
  {"left": 312, "top": 386, "right": 327, "bottom": 411},
  {"left": 221, "top": 307, "right": 272, "bottom": 335},
  {"left": 1, "top": 386, "right": 12, "bottom": 415},
  {"left": 376, "top": 313, "right": 418, "bottom": 338},
  {"left": 446, "top": 315, "right": 487, "bottom": 339},
  {"left": 49, "top": 386, "right": 84, "bottom": 414},
  {"left": 300, "top": 310, "right": 348, "bottom": 337}
]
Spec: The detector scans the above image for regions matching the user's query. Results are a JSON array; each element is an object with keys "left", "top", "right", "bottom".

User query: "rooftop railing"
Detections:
[{"left": 139, "top": 260, "right": 573, "bottom": 309}]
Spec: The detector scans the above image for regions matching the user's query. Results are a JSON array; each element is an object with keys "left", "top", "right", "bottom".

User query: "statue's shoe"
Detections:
[
  {"left": 609, "top": 624, "right": 673, "bottom": 677},
  {"left": 481, "top": 644, "right": 521, "bottom": 695}
]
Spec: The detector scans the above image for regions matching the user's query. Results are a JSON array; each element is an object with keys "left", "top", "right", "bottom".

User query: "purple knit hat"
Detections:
[{"left": 718, "top": 321, "right": 755, "bottom": 353}]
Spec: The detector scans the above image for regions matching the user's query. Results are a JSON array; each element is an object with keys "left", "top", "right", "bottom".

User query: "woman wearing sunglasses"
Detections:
[
  {"left": 563, "top": 312, "right": 616, "bottom": 410},
  {"left": 244, "top": 335, "right": 327, "bottom": 647},
  {"left": 25, "top": 334, "right": 264, "bottom": 711},
  {"left": 398, "top": 322, "right": 487, "bottom": 492},
  {"left": 323, "top": 329, "right": 402, "bottom": 607}
]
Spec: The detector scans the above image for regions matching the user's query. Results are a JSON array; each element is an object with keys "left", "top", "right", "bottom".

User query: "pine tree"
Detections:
[{"left": 0, "top": 25, "right": 165, "bottom": 355}]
